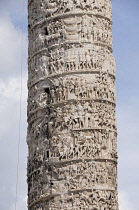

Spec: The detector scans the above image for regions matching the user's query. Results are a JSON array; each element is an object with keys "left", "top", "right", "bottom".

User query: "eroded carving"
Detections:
[{"left": 27, "top": 0, "right": 118, "bottom": 209}]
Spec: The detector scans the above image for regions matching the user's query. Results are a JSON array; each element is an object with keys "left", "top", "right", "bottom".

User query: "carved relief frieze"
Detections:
[{"left": 27, "top": 0, "right": 118, "bottom": 209}]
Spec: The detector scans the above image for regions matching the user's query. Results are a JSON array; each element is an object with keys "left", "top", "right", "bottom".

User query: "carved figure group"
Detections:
[
  {"left": 28, "top": 0, "right": 112, "bottom": 28},
  {"left": 49, "top": 74, "right": 115, "bottom": 105},
  {"left": 47, "top": 101, "right": 116, "bottom": 137}
]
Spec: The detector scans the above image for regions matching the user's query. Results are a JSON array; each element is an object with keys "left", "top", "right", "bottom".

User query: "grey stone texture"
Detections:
[{"left": 27, "top": 0, "right": 119, "bottom": 209}]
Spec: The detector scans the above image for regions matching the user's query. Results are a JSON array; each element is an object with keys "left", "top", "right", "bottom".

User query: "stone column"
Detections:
[{"left": 27, "top": 0, "right": 119, "bottom": 209}]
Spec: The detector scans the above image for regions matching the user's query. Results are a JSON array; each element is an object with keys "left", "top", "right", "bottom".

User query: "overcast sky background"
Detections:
[{"left": 0, "top": 0, "right": 139, "bottom": 209}]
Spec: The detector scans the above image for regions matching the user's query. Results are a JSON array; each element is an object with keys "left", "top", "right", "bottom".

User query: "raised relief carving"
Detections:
[{"left": 28, "top": 0, "right": 118, "bottom": 209}]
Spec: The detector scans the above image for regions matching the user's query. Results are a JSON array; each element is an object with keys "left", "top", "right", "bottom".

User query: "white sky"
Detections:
[{"left": 0, "top": 0, "right": 139, "bottom": 209}]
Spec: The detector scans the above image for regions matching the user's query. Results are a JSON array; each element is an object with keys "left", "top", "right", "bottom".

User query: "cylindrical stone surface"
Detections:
[{"left": 27, "top": 0, "right": 119, "bottom": 209}]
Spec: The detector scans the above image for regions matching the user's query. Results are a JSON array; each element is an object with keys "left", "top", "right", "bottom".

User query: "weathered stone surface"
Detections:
[{"left": 27, "top": 0, "right": 119, "bottom": 209}]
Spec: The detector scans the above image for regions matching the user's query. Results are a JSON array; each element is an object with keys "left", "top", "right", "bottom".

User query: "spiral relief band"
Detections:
[{"left": 27, "top": 0, "right": 119, "bottom": 209}]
